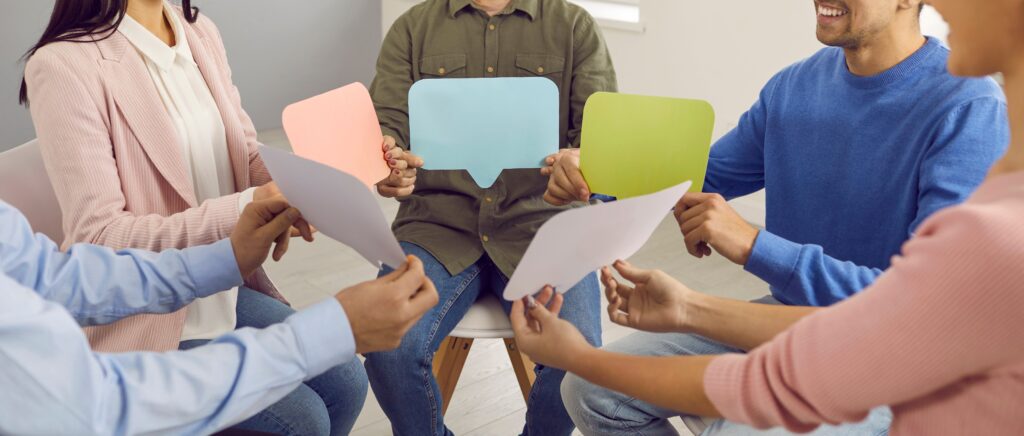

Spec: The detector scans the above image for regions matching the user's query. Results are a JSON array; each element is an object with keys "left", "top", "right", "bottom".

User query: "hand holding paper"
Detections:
[
  {"left": 259, "top": 146, "right": 405, "bottom": 269},
  {"left": 503, "top": 180, "right": 693, "bottom": 301},
  {"left": 409, "top": 78, "right": 559, "bottom": 187}
]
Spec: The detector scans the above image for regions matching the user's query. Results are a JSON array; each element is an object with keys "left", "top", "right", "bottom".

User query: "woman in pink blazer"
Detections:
[{"left": 21, "top": 1, "right": 380, "bottom": 434}]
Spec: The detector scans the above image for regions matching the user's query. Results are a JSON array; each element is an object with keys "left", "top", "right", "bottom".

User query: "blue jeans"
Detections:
[
  {"left": 561, "top": 330, "right": 892, "bottom": 436},
  {"left": 179, "top": 287, "right": 369, "bottom": 436},
  {"left": 364, "top": 242, "right": 603, "bottom": 436}
]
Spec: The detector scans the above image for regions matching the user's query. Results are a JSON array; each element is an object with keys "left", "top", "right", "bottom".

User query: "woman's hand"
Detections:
[
  {"left": 510, "top": 286, "right": 594, "bottom": 371},
  {"left": 377, "top": 135, "right": 424, "bottom": 198},
  {"left": 602, "top": 260, "right": 696, "bottom": 333},
  {"left": 253, "top": 181, "right": 315, "bottom": 241}
]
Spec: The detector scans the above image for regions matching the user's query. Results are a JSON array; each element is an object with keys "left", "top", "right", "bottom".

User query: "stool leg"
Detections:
[
  {"left": 433, "top": 336, "right": 474, "bottom": 415},
  {"left": 505, "top": 338, "right": 537, "bottom": 403}
]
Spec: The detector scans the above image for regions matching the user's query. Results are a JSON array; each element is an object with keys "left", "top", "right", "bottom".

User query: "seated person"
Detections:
[
  {"left": 369, "top": 0, "right": 617, "bottom": 434},
  {"left": 0, "top": 198, "right": 439, "bottom": 434},
  {"left": 545, "top": 0, "right": 1008, "bottom": 434}
]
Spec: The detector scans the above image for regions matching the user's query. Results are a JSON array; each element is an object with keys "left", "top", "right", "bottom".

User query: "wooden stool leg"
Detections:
[
  {"left": 505, "top": 338, "right": 537, "bottom": 403},
  {"left": 433, "top": 336, "right": 474, "bottom": 415}
]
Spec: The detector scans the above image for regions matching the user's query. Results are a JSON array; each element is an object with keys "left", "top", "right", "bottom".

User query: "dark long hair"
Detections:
[{"left": 18, "top": 0, "right": 199, "bottom": 106}]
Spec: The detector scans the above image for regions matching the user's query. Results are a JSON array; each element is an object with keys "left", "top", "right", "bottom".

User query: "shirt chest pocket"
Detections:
[
  {"left": 515, "top": 54, "right": 566, "bottom": 85},
  {"left": 419, "top": 54, "right": 468, "bottom": 78}
]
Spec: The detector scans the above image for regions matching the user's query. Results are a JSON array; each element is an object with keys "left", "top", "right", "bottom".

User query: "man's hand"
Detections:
[
  {"left": 541, "top": 148, "right": 591, "bottom": 206},
  {"left": 334, "top": 255, "right": 439, "bottom": 354},
  {"left": 253, "top": 181, "right": 315, "bottom": 241},
  {"left": 673, "top": 193, "right": 759, "bottom": 265},
  {"left": 602, "top": 260, "right": 696, "bottom": 333},
  {"left": 377, "top": 135, "right": 424, "bottom": 198},
  {"left": 231, "top": 198, "right": 304, "bottom": 278},
  {"left": 510, "top": 286, "right": 593, "bottom": 371}
]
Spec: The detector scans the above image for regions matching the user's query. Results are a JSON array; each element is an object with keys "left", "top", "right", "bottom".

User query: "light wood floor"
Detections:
[{"left": 258, "top": 130, "right": 769, "bottom": 435}]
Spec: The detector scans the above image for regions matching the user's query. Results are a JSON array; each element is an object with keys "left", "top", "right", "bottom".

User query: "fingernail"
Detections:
[
  {"left": 394, "top": 170, "right": 400, "bottom": 175},
  {"left": 389, "top": 159, "right": 397, "bottom": 166},
  {"left": 527, "top": 295, "right": 537, "bottom": 309},
  {"left": 286, "top": 208, "right": 299, "bottom": 219},
  {"left": 385, "top": 153, "right": 392, "bottom": 159}
]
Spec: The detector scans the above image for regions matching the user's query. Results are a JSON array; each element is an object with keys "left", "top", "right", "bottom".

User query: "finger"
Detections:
[
  {"left": 248, "top": 197, "right": 292, "bottom": 222},
  {"left": 606, "top": 291, "right": 625, "bottom": 324},
  {"left": 548, "top": 292, "right": 564, "bottom": 317},
  {"left": 608, "top": 304, "right": 632, "bottom": 327},
  {"left": 510, "top": 298, "right": 532, "bottom": 335},
  {"left": 378, "top": 185, "right": 413, "bottom": 198},
  {"left": 380, "top": 257, "right": 412, "bottom": 282},
  {"left": 392, "top": 255, "right": 428, "bottom": 296},
  {"left": 551, "top": 165, "right": 578, "bottom": 201},
  {"left": 294, "top": 217, "right": 314, "bottom": 242},
  {"left": 408, "top": 275, "right": 439, "bottom": 313},
  {"left": 404, "top": 151, "right": 425, "bottom": 169},
  {"left": 272, "top": 227, "right": 290, "bottom": 261},
  {"left": 679, "top": 201, "right": 711, "bottom": 224},
  {"left": 255, "top": 206, "right": 301, "bottom": 241},
  {"left": 683, "top": 227, "right": 707, "bottom": 258},
  {"left": 540, "top": 166, "right": 554, "bottom": 176},
  {"left": 534, "top": 286, "right": 555, "bottom": 308},
  {"left": 613, "top": 260, "right": 652, "bottom": 284},
  {"left": 544, "top": 182, "right": 574, "bottom": 205},
  {"left": 543, "top": 153, "right": 560, "bottom": 167},
  {"left": 527, "top": 298, "right": 557, "bottom": 322},
  {"left": 680, "top": 212, "right": 710, "bottom": 235},
  {"left": 681, "top": 192, "right": 717, "bottom": 208},
  {"left": 389, "top": 158, "right": 409, "bottom": 170},
  {"left": 673, "top": 196, "right": 688, "bottom": 222},
  {"left": 562, "top": 162, "right": 591, "bottom": 201}
]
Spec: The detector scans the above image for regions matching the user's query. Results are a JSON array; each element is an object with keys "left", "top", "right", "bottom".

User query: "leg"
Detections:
[
  {"left": 235, "top": 287, "right": 368, "bottom": 436},
  {"left": 364, "top": 242, "right": 486, "bottom": 436},
  {"left": 493, "top": 270, "right": 604, "bottom": 436},
  {"left": 561, "top": 331, "right": 741, "bottom": 436}
]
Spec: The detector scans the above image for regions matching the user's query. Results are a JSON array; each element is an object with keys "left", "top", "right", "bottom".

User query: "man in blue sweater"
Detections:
[{"left": 546, "top": 1, "right": 1008, "bottom": 434}]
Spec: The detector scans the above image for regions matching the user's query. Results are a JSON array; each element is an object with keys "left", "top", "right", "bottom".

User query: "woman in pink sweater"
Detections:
[{"left": 511, "top": 0, "right": 1024, "bottom": 433}]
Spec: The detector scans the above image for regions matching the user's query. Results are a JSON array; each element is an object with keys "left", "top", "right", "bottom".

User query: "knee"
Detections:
[
  {"left": 265, "top": 387, "right": 332, "bottom": 436},
  {"left": 560, "top": 372, "right": 613, "bottom": 433},
  {"left": 363, "top": 331, "right": 432, "bottom": 377}
]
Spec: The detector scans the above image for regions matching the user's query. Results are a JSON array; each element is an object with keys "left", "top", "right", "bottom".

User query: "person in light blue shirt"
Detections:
[
  {"left": 545, "top": 2, "right": 1008, "bottom": 435},
  {"left": 0, "top": 198, "right": 439, "bottom": 435}
]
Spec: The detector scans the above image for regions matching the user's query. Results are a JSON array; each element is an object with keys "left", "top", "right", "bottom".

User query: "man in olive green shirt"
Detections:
[{"left": 368, "top": 0, "right": 616, "bottom": 434}]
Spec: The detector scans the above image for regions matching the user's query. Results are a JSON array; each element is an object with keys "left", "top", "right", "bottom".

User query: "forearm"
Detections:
[
  {"left": 569, "top": 348, "right": 720, "bottom": 417},
  {"left": 687, "top": 292, "right": 819, "bottom": 351}
]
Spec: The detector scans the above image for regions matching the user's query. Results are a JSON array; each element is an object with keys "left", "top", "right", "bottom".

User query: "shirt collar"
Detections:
[
  {"left": 448, "top": 0, "right": 538, "bottom": 21},
  {"left": 118, "top": 2, "right": 194, "bottom": 71}
]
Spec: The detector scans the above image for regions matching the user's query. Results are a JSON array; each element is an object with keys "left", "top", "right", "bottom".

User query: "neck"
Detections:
[
  {"left": 125, "top": 0, "right": 174, "bottom": 45},
  {"left": 472, "top": 0, "right": 513, "bottom": 16},
  {"left": 992, "top": 67, "right": 1024, "bottom": 175},
  {"left": 843, "top": 25, "right": 926, "bottom": 76}
]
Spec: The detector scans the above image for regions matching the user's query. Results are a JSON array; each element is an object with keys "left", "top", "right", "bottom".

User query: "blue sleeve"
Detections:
[
  {"left": 0, "top": 277, "right": 356, "bottom": 435},
  {"left": 702, "top": 74, "right": 780, "bottom": 199},
  {"left": 0, "top": 201, "right": 242, "bottom": 325},
  {"left": 744, "top": 97, "right": 1009, "bottom": 307}
]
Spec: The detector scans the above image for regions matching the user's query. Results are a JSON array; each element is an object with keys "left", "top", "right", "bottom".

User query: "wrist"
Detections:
[
  {"left": 681, "top": 290, "right": 720, "bottom": 335},
  {"left": 738, "top": 228, "right": 760, "bottom": 266}
]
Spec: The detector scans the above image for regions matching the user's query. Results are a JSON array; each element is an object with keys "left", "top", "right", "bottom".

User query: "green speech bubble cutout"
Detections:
[{"left": 580, "top": 93, "right": 715, "bottom": 199}]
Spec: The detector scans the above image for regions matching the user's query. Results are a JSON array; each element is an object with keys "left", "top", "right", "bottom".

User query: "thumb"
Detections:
[
  {"left": 681, "top": 192, "right": 714, "bottom": 208},
  {"left": 613, "top": 260, "right": 651, "bottom": 284},
  {"left": 527, "top": 298, "right": 558, "bottom": 323}
]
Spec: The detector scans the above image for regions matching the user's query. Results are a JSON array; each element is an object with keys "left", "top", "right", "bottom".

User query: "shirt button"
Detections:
[
  {"left": 488, "top": 24, "right": 496, "bottom": 31},
  {"left": 484, "top": 196, "right": 494, "bottom": 203},
  {"left": 537, "top": 66, "right": 545, "bottom": 74},
  {"left": 487, "top": 66, "right": 495, "bottom": 73},
  {"left": 482, "top": 235, "right": 490, "bottom": 242},
  {"left": 438, "top": 67, "right": 446, "bottom": 75}
]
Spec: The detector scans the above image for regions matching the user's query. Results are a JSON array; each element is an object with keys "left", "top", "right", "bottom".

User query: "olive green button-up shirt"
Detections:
[{"left": 370, "top": 0, "right": 618, "bottom": 277}]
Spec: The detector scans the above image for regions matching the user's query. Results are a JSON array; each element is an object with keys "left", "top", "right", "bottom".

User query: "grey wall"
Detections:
[{"left": 0, "top": 1, "right": 382, "bottom": 150}]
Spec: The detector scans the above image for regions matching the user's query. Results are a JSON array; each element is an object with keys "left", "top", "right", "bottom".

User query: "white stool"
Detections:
[
  {"left": 432, "top": 293, "right": 536, "bottom": 414},
  {"left": 0, "top": 139, "right": 63, "bottom": 242}
]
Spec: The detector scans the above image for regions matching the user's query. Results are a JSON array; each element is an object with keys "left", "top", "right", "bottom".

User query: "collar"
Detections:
[
  {"left": 448, "top": 0, "right": 537, "bottom": 20},
  {"left": 118, "top": 1, "right": 194, "bottom": 71}
]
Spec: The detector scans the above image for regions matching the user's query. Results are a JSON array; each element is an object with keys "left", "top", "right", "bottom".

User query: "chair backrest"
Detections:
[{"left": 0, "top": 140, "right": 64, "bottom": 243}]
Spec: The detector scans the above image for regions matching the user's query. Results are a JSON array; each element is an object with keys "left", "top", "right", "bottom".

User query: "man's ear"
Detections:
[{"left": 897, "top": 0, "right": 925, "bottom": 14}]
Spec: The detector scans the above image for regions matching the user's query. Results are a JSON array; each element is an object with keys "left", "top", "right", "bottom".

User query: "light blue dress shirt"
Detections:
[{"left": 0, "top": 201, "right": 357, "bottom": 435}]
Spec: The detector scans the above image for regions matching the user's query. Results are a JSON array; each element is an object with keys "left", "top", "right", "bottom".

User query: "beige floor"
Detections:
[{"left": 258, "top": 130, "right": 769, "bottom": 435}]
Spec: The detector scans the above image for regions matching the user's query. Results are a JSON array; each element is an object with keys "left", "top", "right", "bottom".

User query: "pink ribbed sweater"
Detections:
[{"left": 705, "top": 171, "right": 1024, "bottom": 435}]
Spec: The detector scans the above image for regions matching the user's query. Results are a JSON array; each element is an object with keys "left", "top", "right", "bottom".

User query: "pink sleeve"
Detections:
[
  {"left": 27, "top": 47, "right": 240, "bottom": 252},
  {"left": 704, "top": 203, "right": 1024, "bottom": 431},
  {"left": 199, "top": 16, "right": 272, "bottom": 188}
]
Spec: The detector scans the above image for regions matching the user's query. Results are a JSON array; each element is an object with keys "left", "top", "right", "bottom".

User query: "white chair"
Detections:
[
  {"left": 0, "top": 139, "right": 64, "bottom": 242},
  {"left": 432, "top": 294, "right": 536, "bottom": 414}
]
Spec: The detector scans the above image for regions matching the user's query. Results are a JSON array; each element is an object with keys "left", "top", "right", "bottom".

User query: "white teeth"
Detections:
[{"left": 817, "top": 5, "right": 847, "bottom": 17}]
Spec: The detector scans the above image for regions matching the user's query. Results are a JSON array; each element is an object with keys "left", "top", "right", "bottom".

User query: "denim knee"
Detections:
[{"left": 560, "top": 372, "right": 608, "bottom": 434}]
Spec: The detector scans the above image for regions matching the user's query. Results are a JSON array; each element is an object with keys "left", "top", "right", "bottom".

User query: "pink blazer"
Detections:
[{"left": 26, "top": 8, "right": 285, "bottom": 352}]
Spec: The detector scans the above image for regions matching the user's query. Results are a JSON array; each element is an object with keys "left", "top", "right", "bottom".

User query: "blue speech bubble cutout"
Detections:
[{"left": 409, "top": 77, "right": 560, "bottom": 188}]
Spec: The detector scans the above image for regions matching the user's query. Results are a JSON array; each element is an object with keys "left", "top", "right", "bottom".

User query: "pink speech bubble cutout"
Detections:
[{"left": 282, "top": 83, "right": 390, "bottom": 188}]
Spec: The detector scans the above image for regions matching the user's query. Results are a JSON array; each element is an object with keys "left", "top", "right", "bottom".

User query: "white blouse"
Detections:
[{"left": 120, "top": 5, "right": 252, "bottom": 342}]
